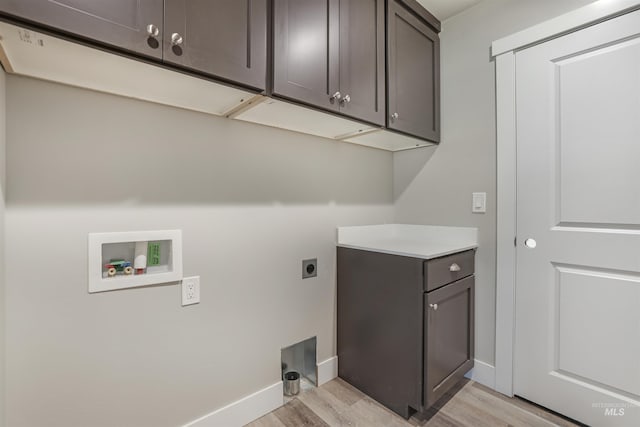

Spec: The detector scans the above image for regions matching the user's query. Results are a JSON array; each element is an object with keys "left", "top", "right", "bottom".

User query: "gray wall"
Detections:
[
  {"left": 0, "top": 67, "right": 5, "bottom": 427},
  {"left": 4, "top": 75, "right": 393, "bottom": 427},
  {"left": 394, "top": 0, "right": 596, "bottom": 366}
]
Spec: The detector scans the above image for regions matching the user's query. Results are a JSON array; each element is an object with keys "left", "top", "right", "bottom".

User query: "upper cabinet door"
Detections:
[
  {"left": 338, "top": 0, "right": 385, "bottom": 126},
  {"left": 388, "top": 0, "right": 440, "bottom": 142},
  {"left": 0, "top": 0, "right": 163, "bottom": 59},
  {"left": 273, "top": 0, "right": 340, "bottom": 111},
  {"left": 163, "top": 0, "right": 267, "bottom": 91}
]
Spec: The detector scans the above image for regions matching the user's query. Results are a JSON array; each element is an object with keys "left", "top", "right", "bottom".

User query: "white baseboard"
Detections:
[
  {"left": 317, "top": 356, "right": 338, "bottom": 386},
  {"left": 465, "top": 359, "right": 496, "bottom": 389},
  {"left": 183, "top": 382, "right": 283, "bottom": 427},
  {"left": 182, "top": 357, "right": 339, "bottom": 427},
  {"left": 181, "top": 356, "right": 493, "bottom": 427}
]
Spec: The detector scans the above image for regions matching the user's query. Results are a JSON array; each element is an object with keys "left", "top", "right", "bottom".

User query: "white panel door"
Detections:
[{"left": 515, "top": 9, "right": 640, "bottom": 426}]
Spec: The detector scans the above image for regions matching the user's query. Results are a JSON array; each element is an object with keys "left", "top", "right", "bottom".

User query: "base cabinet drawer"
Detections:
[
  {"left": 424, "top": 249, "right": 474, "bottom": 291},
  {"left": 424, "top": 275, "right": 475, "bottom": 408}
]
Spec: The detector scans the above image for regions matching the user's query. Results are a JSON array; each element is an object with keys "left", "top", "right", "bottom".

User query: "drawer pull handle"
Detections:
[
  {"left": 429, "top": 303, "right": 438, "bottom": 311},
  {"left": 449, "top": 263, "right": 461, "bottom": 272}
]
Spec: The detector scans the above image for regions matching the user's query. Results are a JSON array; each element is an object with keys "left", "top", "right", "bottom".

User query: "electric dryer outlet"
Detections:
[{"left": 302, "top": 259, "right": 317, "bottom": 279}]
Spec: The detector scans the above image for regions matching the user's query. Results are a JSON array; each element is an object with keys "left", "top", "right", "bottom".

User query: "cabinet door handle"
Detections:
[
  {"left": 449, "top": 263, "right": 461, "bottom": 272},
  {"left": 146, "top": 24, "right": 160, "bottom": 38},
  {"left": 146, "top": 24, "right": 161, "bottom": 49},
  {"left": 391, "top": 112, "right": 399, "bottom": 122},
  {"left": 340, "top": 94, "right": 351, "bottom": 105},
  {"left": 429, "top": 303, "right": 438, "bottom": 311},
  {"left": 171, "top": 33, "right": 184, "bottom": 46},
  {"left": 330, "top": 91, "right": 342, "bottom": 103}
]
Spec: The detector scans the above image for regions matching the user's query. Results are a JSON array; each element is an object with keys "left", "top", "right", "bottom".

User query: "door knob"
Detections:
[
  {"left": 429, "top": 303, "right": 438, "bottom": 311},
  {"left": 171, "top": 32, "right": 184, "bottom": 46},
  {"left": 330, "top": 91, "right": 342, "bottom": 103},
  {"left": 524, "top": 238, "right": 537, "bottom": 249},
  {"left": 449, "top": 263, "right": 461, "bottom": 272}
]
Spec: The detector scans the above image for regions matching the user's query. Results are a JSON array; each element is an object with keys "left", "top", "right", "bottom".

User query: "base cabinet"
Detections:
[{"left": 337, "top": 247, "right": 475, "bottom": 418}]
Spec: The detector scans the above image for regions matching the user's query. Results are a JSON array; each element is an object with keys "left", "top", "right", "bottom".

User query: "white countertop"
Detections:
[{"left": 337, "top": 224, "right": 478, "bottom": 259}]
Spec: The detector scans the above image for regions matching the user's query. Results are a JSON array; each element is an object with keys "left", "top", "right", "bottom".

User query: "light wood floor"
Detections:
[{"left": 246, "top": 378, "right": 582, "bottom": 427}]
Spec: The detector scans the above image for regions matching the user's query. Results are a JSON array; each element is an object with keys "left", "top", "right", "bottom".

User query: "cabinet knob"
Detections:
[
  {"left": 524, "top": 238, "right": 537, "bottom": 249},
  {"left": 391, "top": 112, "right": 399, "bottom": 122},
  {"left": 430, "top": 303, "right": 438, "bottom": 311},
  {"left": 146, "top": 24, "right": 160, "bottom": 38},
  {"left": 171, "top": 32, "right": 184, "bottom": 46},
  {"left": 330, "top": 91, "right": 342, "bottom": 103},
  {"left": 449, "top": 263, "right": 461, "bottom": 272},
  {"left": 340, "top": 94, "right": 351, "bottom": 105}
]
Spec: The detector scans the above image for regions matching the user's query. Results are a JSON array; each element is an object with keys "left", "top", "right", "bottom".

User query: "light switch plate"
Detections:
[
  {"left": 472, "top": 192, "right": 487, "bottom": 213},
  {"left": 182, "top": 276, "right": 200, "bottom": 306}
]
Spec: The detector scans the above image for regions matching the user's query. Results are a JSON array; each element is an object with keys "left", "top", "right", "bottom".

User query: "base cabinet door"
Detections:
[
  {"left": 424, "top": 276, "right": 474, "bottom": 408},
  {"left": 387, "top": 0, "right": 440, "bottom": 142},
  {"left": 0, "top": 0, "right": 164, "bottom": 58},
  {"left": 163, "top": 0, "right": 267, "bottom": 90}
]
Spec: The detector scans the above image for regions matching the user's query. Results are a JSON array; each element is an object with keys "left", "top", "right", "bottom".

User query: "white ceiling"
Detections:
[{"left": 416, "top": 0, "right": 484, "bottom": 21}]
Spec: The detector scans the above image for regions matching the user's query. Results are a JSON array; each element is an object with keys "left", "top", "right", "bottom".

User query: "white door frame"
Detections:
[{"left": 493, "top": 0, "right": 640, "bottom": 397}]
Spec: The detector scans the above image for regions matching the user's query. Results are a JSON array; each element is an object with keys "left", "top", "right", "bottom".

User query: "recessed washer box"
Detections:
[{"left": 88, "top": 230, "right": 183, "bottom": 293}]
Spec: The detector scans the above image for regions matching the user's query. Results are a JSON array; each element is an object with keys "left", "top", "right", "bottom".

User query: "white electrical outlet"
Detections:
[{"left": 181, "top": 276, "right": 200, "bottom": 306}]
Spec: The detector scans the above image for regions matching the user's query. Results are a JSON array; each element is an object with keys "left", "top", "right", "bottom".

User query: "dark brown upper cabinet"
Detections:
[
  {"left": 273, "top": 0, "right": 386, "bottom": 126},
  {"left": 0, "top": 0, "right": 441, "bottom": 145},
  {"left": 163, "top": 0, "right": 267, "bottom": 91},
  {"left": 0, "top": 0, "right": 267, "bottom": 91},
  {"left": 387, "top": 0, "right": 441, "bottom": 142},
  {"left": 0, "top": 0, "right": 164, "bottom": 59}
]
